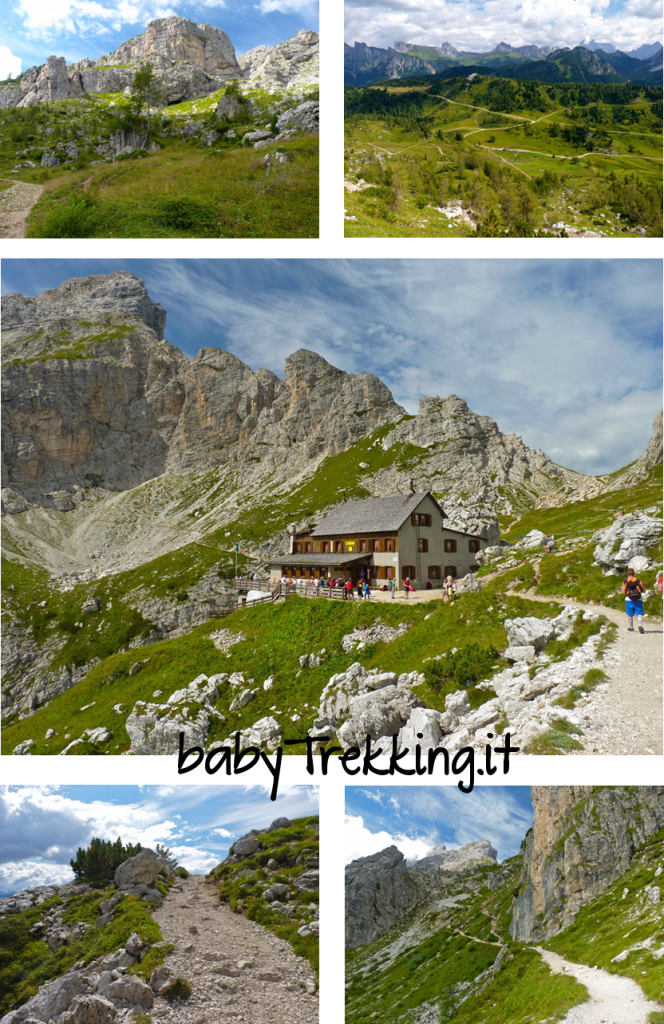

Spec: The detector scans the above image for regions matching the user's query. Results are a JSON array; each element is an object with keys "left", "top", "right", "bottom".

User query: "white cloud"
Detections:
[
  {"left": 167, "top": 845, "right": 220, "bottom": 874},
  {"left": 255, "top": 0, "right": 315, "bottom": 11},
  {"left": 344, "top": 0, "right": 663, "bottom": 52},
  {"left": 345, "top": 813, "right": 433, "bottom": 865},
  {"left": 0, "top": 45, "right": 22, "bottom": 79},
  {"left": 0, "top": 860, "right": 74, "bottom": 892},
  {"left": 14, "top": 0, "right": 177, "bottom": 39},
  {"left": 211, "top": 827, "right": 235, "bottom": 838}
]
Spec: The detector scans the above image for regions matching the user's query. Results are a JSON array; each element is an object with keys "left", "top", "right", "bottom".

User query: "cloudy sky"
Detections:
[
  {"left": 345, "top": 0, "right": 662, "bottom": 54},
  {"left": 3, "top": 259, "right": 661, "bottom": 477},
  {"left": 0, "top": 785, "right": 318, "bottom": 895},
  {"left": 345, "top": 786, "right": 533, "bottom": 865},
  {"left": 0, "top": 0, "right": 317, "bottom": 80}
]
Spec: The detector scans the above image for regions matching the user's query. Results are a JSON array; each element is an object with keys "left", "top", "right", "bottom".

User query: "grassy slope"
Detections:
[
  {"left": 344, "top": 77, "right": 662, "bottom": 237},
  {"left": 208, "top": 816, "right": 319, "bottom": 973},
  {"left": 0, "top": 885, "right": 171, "bottom": 1016},
  {"left": 347, "top": 817, "right": 664, "bottom": 1024},
  {"left": 26, "top": 134, "right": 318, "bottom": 239},
  {"left": 1, "top": 583, "right": 565, "bottom": 754},
  {"left": 0, "top": 88, "right": 318, "bottom": 239},
  {"left": 346, "top": 857, "right": 588, "bottom": 1024}
]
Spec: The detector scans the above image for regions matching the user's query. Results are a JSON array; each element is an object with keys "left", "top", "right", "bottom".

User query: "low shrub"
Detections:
[
  {"left": 423, "top": 643, "right": 500, "bottom": 692},
  {"left": 30, "top": 197, "right": 100, "bottom": 238}
]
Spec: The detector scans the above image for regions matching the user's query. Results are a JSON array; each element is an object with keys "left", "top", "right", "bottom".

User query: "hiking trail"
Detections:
[
  {"left": 0, "top": 179, "right": 42, "bottom": 237},
  {"left": 150, "top": 873, "right": 318, "bottom": 1024},
  {"left": 512, "top": 590, "right": 663, "bottom": 755},
  {"left": 536, "top": 947, "right": 660, "bottom": 1023}
]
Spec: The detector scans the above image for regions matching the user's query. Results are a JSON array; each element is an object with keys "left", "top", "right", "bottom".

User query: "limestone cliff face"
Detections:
[
  {"left": 511, "top": 786, "right": 664, "bottom": 942},
  {"left": 110, "top": 17, "right": 241, "bottom": 76},
  {"left": 239, "top": 30, "right": 319, "bottom": 92},
  {"left": 1, "top": 272, "right": 404, "bottom": 506},
  {"left": 345, "top": 846, "right": 418, "bottom": 949}
]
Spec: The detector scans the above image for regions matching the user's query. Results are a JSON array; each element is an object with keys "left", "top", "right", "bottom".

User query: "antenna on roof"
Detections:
[{"left": 409, "top": 479, "right": 415, "bottom": 494}]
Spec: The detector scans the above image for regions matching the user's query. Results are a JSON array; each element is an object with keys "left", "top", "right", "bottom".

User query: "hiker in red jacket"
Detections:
[{"left": 345, "top": 578, "right": 353, "bottom": 600}]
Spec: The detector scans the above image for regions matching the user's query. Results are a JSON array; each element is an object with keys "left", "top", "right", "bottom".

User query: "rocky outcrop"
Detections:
[
  {"left": 239, "top": 31, "right": 319, "bottom": 92},
  {"left": 345, "top": 846, "right": 418, "bottom": 948},
  {"left": 110, "top": 17, "right": 240, "bottom": 76},
  {"left": 2, "top": 270, "right": 167, "bottom": 341},
  {"left": 276, "top": 100, "right": 319, "bottom": 134},
  {"left": 511, "top": 786, "right": 664, "bottom": 942},
  {"left": 593, "top": 511, "right": 662, "bottom": 574},
  {"left": 344, "top": 42, "right": 436, "bottom": 85},
  {"left": 2, "top": 272, "right": 404, "bottom": 506},
  {"left": 366, "top": 395, "right": 589, "bottom": 515},
  {"left": 411, "top": 839, "right": 497, "bottom": 873}
]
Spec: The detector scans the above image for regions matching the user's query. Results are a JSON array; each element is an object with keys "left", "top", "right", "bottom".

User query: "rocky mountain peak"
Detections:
[
  {"left": 511, "top": 786, "right": 664, "bottom": 942},
  {"left": 412, "top": 838, "right": 498, "bottom": 872},
  {"left": 345, "top": 845, "right": 418, "bottom": 949},
  {"left": 110, "top": 16, "right": 241, "bottom": 76},
  {"left": 2, "top": 270, "right": 167, "bottom": 343}
]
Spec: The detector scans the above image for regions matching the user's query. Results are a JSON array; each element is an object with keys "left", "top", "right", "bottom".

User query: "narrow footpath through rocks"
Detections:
[
  {"left": 509, "top": 590, "right": 663, "bottom": 755},
  {"left": 536, "top": 947, "right": 661, "bottom": 1023},
  {"left": 0, "top": 179, "right": 42, "bottom": 237},
  {"left": 150, "top": 873, "right": 318, "bottom": 1024}
]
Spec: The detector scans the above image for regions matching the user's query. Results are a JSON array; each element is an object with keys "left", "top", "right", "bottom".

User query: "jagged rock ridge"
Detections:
[
  {"left": 345, "top": 845, "right": 418, "bottom": 949},
  {"left": 511, "top": 785, "right": 664, "bottom": 941},
  {"left": 411, "top": 838, "right": 497, "bottom": 872},
  {"left": 1, "top": 271, "right": 403, "bottom": 505},
  {"left": 0, "top": 18, "right": 318, "bottom": 109}
]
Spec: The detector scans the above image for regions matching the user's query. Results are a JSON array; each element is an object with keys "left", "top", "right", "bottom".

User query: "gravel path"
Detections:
[
  {"left": 537, "top": 947, "right": 661, "bottom": 1023},
  {"left": 0, "top": 179, "right": 42, "bottom": 237},
  {"left": 512, "top": 591, "right": 663, "bottom": 755},
  {"left": 149, "top": 874, "right": 318, "bottom": 1024}
]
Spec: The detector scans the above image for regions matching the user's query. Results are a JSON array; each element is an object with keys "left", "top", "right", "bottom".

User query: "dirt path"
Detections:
[
  {"left": 512, "top": 590, "right": 663, "bottom": 755},
  {"left": 536, "top": 947, "right": 660, "bottom": 1023},
  {"left": 150, "top": 874, "right": 318, "bottom": 1024},
  {"left": 0, "top": 178, "right": 42, "bottom": 237}
]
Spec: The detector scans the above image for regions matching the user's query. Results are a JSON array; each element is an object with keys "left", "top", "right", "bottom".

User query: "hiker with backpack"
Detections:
[{"left": 622, "top": 568, "right": 646, "bottom": 632}]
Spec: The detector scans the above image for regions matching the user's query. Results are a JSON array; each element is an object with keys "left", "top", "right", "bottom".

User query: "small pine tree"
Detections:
[
  {"left": 70, "top": 836, "right": 143, "bottom": 883},
  {"left": 439, "top": 984, "right": 458, "bottom": 1021},
  {"left": 155, "top": 843, "right": 179, "bottom": 870}
]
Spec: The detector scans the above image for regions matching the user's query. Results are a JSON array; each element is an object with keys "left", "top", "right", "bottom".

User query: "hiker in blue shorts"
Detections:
[{"left": 622, "top": 568, "right": 646, "bottom": 632}]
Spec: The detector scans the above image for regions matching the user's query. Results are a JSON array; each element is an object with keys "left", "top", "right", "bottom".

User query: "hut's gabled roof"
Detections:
[{"left": 310, "top": 492, "right": 445, "bottom": 536}]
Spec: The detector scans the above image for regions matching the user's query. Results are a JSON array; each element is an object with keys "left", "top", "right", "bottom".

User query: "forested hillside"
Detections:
[{"left": 345, "top": 74, "right": 662, "bottom": 237}]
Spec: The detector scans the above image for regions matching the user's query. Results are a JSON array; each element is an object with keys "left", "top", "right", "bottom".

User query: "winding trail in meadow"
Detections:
[
  {"left": 537, "top": 947, "right": 660, "bottom": 1023},
  {"left": 0, "top": 178, "right": 42, "bottom": 237}
]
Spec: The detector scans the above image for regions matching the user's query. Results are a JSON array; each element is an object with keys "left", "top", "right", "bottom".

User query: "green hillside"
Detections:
[
  {"left": 346, "top": 823, "right": 664, "bottom": 1024},
  {"left": 0, "top": 85, "right": 318, "bottom": 238},
  {"left": 345, "top": 74, "right": 662, "bottom": 236}
]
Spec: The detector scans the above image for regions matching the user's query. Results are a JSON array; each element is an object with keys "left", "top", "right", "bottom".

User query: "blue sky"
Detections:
[
  {"left": 345, "top": 786, "right": 533, "bottom": 865},
  {"left": 345, "top": 0, "right": 662, "bottom": 53},
  {"left": 0, "top": 784, "right": 318, "bottom": 893},
  {"left": 2, "top": 258, "right": 662, "bottom": 477},
  {"left": 0, "top": 0, "right": 318, "bottom": 80}
]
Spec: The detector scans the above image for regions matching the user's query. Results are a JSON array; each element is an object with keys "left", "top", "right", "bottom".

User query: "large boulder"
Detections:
[
  {"left": 336, "top": 687, "right": 423, "bottom": 750},
  {"left": 593, "top": 513, "right": 663, "bottom": 575},
  {"left": 397, "top": 707, "right": 445, "bottom": 752},
  {"left": 520, "top": 529, "right": 548, "bottom": 551},
  {"left": 6, "top": 970, "right": 87, "bottom": 1021},
  {"left": 276, "top": 100, "right": 319, "bottom": 135},
  {"left": 125, "top": 700, "right": 211, "bottom": 755},
  {"left": 114, "top": 848, "right": 160, "bottom": 889},
  {"left": 61, "top": 995, "right": 117, "bottom": 1024},
  {"left": 149, "top": 965, "right": 178, "bottom": 995},
  {"left": 96, "top": 974, "right": 153, "bottom": 1007},
  {"left": 504, "top": 616, "right": 557, "bottom": 651}
]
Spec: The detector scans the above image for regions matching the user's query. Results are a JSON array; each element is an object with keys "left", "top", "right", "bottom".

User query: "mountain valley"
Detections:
[
  {"left": 345, "top": 787, "right": 664, "bottom": 1024},
  {"left": 1, "top": 271, "right": 661, "bottom": 757}
]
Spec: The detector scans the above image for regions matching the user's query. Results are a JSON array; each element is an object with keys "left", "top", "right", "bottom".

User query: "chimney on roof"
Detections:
[{"left": 409, "top": 479, "right": 415, "bottom": 494}]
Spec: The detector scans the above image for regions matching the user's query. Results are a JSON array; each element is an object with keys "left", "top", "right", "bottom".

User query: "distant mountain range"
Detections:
[{"left": 345, "top": 38, "right": 663, "bottom": 87}]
